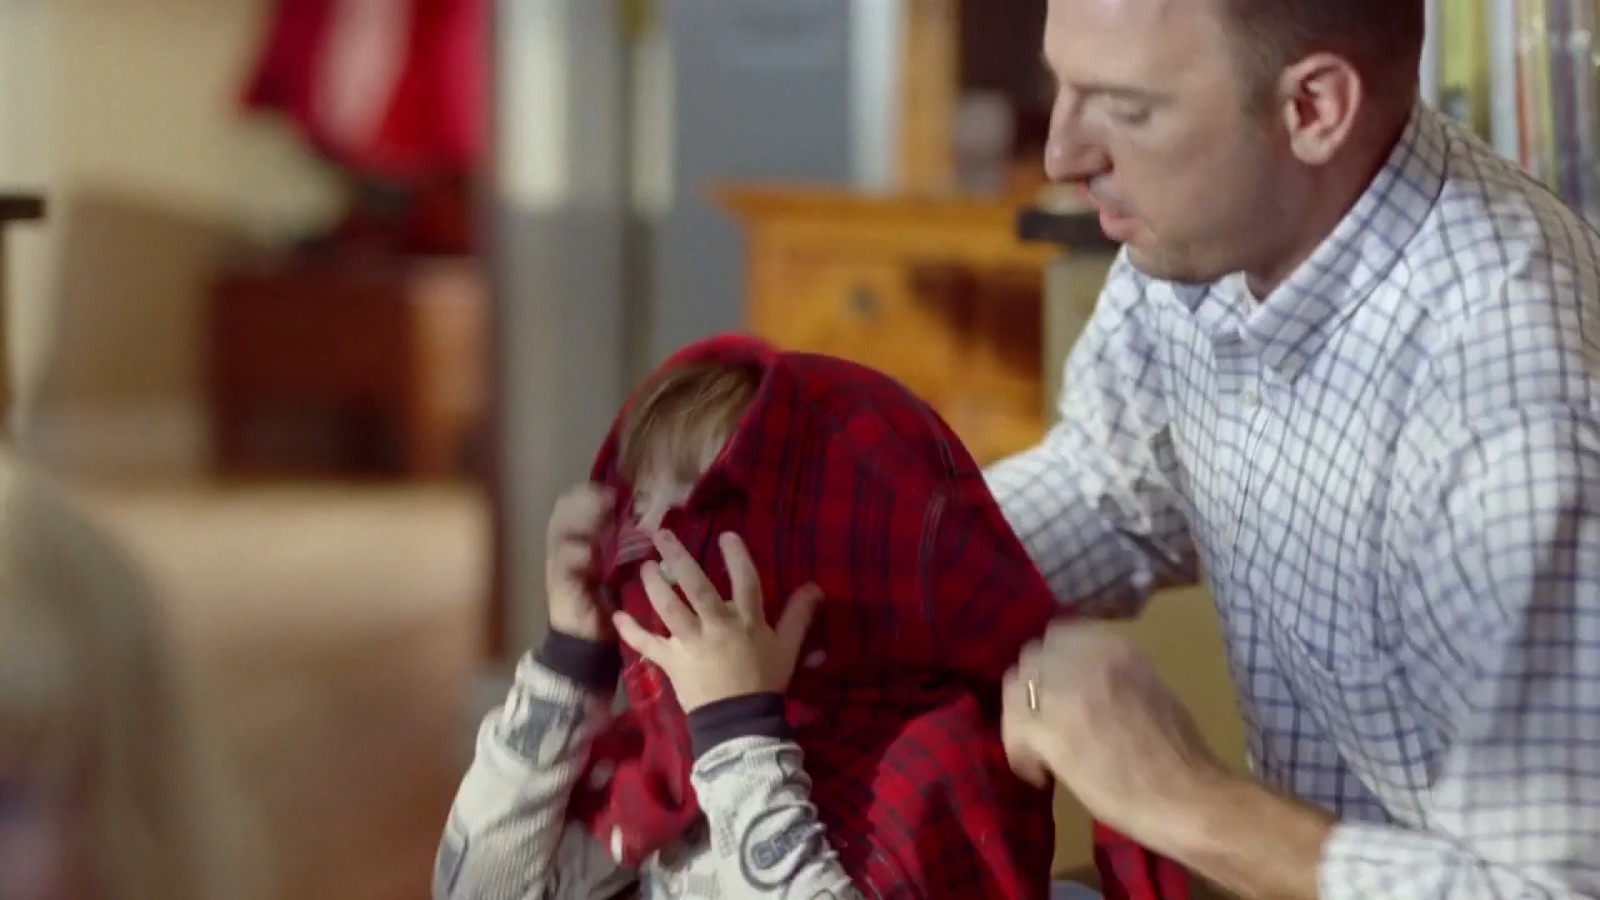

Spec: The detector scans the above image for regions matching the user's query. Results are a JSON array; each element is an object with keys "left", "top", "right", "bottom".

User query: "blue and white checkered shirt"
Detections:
[{"left": 988, "top": 103, "right": 1600, "bottom": 898}]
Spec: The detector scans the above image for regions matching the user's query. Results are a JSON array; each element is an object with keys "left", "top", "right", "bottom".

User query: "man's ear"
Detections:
[{"left": 1276, "top": 52, "right": 1362, "bottom": 166}]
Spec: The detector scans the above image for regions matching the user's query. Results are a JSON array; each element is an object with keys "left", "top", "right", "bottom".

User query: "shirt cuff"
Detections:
[
  {"left": 687, "top": 692, "right": 791, "bottom": 758},
  {"left": 534, "top": 630, "right": 622, "bottom": 695}
]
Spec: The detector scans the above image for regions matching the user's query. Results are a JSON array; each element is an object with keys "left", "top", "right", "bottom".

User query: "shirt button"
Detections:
[{"left": 1241, "top": 389, "right": 1261, "bottom": 408}]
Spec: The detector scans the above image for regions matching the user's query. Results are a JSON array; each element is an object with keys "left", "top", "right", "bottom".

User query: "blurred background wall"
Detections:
[{"left": 2, "top": 0, "right": 345, "bottom": 476}]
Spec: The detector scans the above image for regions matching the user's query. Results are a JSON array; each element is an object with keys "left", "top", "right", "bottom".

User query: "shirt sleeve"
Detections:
[
  {"left": 1320, "top": 408, "right": 1600, "bottom": 899},
  {"left": 433, "top": 634, "right": 638, "bottom": 900},
  {"left": 984, "top": 249, "right": 1196, "bottom": 616},
  {"left": 687, "top": 694, "right": 863, "bottom": 898}
]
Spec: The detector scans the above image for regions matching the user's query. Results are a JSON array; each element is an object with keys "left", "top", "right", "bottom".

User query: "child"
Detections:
[{"left": 437, "top": 334, "right": 1188, "bottom": 898}]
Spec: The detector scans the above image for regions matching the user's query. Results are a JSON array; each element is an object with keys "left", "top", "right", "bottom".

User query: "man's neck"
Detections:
[{"left": 1244, "top": 105, "right": 1414, "bottom": 299}]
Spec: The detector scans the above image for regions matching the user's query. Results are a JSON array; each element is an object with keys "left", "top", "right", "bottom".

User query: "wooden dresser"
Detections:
[
  {"left": 719, "top": 184, "right": 1113, "bottom": 466},
  {"left": 720, "top": 185, "right": 1052, "bottom": 465},
  {"left": 207, "top": 254, "right": 488, "bottom": 479}
]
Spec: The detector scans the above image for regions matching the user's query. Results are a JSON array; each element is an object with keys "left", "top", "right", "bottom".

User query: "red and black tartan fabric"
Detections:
[{"left": 564, "top": 333, "right": 1188, "bottom": 899}]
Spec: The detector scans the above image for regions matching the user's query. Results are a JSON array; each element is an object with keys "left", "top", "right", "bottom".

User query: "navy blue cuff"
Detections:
[
  {"left": 536, "top": 630, "right": 622, "bottom": 695},
  {"left": 688, "top": 692, "right": 791, "bottom": 759}
]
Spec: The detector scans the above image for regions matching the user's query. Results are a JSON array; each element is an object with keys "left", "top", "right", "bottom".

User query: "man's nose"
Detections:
[
  {"left": 1043, "top": 111, "right": 1109, "bottom": 184},
  {"left": 1045, "top": 138, "right": 1110, "bottom": 184}
]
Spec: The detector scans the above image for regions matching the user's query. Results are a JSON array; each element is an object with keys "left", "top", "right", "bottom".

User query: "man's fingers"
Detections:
[
  {"left": 640, "top": 561, "right": 700, "bottom": 637},
  {"left": 1007, "top": 744, "right": 1053, "bottom": 790},
  {"left": 775, "top": 584, "right": 823, "bottom": 653},
  {"left": 1002, "top": 689, "right": 1053, "bottom": 788},
  {"left": 1002, "top": 665, "right": 1038, "bottom": 718},
  {"left": 613, "top": 612, "right": 664, "bottom": 663},
  {"left": 652, "top": 530, "right": 727, "bottom": 621},
  {"left": 1041, "top": 618, "right": 1105, "bottom": 658},
  {"left": 718, "top": 532, "right": 764, "bottom": 622},
  {"left": 1001, "top": 675, "right": 1053, "bottom": 789}
]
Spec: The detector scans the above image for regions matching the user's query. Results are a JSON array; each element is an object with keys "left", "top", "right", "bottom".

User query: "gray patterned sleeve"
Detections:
[
  {"left": 433, "top": 650, "right": 638, "bottom": 900},
  {"left": 689, "top": 695, "right": 863, "bottom": 898}
]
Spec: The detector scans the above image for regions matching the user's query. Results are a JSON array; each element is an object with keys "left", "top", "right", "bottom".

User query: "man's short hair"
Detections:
[{"left": 1216, "top": 0, "right": 1426, "bottom": 101}]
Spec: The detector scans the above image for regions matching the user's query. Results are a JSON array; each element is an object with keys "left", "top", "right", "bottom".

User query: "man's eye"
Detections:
[{"left": 1111, "top": 103, "right": 1151, "bottom": 126}]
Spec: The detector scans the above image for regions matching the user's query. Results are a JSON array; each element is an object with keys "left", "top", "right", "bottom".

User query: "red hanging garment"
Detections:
[{"left": 241, "top": 0, "right": 487, "bottom": 182}]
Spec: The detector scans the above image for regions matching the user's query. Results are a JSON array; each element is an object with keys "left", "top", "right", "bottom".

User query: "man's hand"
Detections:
[
  {"left": 1003, "top": 621, "right": 1335, "bottom": 899},
  {"left": 544, "top": 484, "right": 616, "bottom": 641},
  {"left": 1001, "top": 621, "right": 1228, "bottom": 847},
  {"left": 613, "top": 530, "right": 821, "bottom": 713}
]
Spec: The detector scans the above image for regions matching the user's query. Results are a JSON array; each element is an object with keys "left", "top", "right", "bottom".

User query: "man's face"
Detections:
[{"left": 1042, "top": 0, "right": 1293, "bottom": 283}]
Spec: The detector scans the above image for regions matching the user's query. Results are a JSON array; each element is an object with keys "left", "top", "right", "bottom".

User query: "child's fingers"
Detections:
[
  {"left": 614, "top": 612, "right": 665, "bottom": 663},
  {"left": 641, "top": 561, "right": 699, "bottom": 637},
  {"left": 719, "top": 532, "right": 765, "bottom": 623},
  {"left": 653, "top": 530, "right": 729, "bottom": 623}
]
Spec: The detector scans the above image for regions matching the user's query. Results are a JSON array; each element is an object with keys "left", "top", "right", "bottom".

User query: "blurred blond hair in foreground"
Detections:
[{"left": 0, "top": 451, "right": 265, "bottom": 900}]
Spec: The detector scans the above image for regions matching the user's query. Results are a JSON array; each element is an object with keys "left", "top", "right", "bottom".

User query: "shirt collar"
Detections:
[{"left": 1238, "top": 102, "right": 1448, "bottom": 381}]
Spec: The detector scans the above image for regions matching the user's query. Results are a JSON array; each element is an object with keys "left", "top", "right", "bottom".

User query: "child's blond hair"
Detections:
[{"left": 616, "top": 360, "right": 761, "bottom": 484}]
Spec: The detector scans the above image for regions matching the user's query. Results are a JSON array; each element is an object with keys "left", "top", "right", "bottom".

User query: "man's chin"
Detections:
[{"left": 1125, "top": 244, "right": 1227, "bottom": 286}]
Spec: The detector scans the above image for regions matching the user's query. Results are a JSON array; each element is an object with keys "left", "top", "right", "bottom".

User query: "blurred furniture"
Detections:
[
  {"left": 718, "top": 184, "right": 1114, "bottom": 466},
  {"left": 643, "top": 0, "right": 965, "bottom": 362},
  {"left": 896, "top": 0, "right": 961, "bottom": 193},
  {"left": 207, "top": 254, "right": 487, "bottom": 479},
  {"left": 1018, "top": 206, "right": 1129, "bottom": 408},
  {"left": 75, "top": 480, "right": 484, "bottom": 899},
  {"left": 0, "top": 193, "right": 46, "bottom": 422}
]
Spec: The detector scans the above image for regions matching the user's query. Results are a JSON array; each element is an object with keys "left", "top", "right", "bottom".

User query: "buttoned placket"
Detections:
[
  {"left": 1205, "top": 321, "right": 1269, "bottom": 567},
  {"left": 1210, "top": 344, "right": 1237, "bottom": 542}
]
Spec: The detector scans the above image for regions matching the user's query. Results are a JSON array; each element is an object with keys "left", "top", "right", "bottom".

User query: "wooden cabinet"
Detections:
[
  {"left": 207, "top": 255, "right": 488, "bottom": 479},
  {"left": 896, "top": 0, "right": 960, "bottom": 193},
  {"left": 755, "top": 251, "right": 969, "bottom": 403},
  {"left": 719, "top": 185, "right": 1056, "bottom": 465}
]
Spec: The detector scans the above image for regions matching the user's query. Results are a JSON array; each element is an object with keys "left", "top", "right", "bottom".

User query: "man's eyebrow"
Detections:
[
  {"left": 1078, "top": 82, "right": 1166, "bottom": 102},
  {"left": 1038, "top": 52, "right": 1164, "bottom": 102}
]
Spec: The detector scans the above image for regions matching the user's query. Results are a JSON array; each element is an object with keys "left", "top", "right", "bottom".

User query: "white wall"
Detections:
[
  {"left": 0, "top": 0, "right": 60, "bottom": 434},
  {"left": 0, "top": 0, "right": 344, "bottom": 474}
]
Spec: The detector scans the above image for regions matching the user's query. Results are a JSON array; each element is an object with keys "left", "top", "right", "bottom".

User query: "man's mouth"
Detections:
[
  {"left": 1082, "top": 185, "right": 1139, "bottom": 241},
  {"left": 1081, "top": 183, "right": 1129, "bottom": 217}
]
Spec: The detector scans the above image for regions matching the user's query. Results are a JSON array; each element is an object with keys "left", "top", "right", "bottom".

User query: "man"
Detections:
[{"left": 989, "top": 0, "right": 1600, "bottom": 898}]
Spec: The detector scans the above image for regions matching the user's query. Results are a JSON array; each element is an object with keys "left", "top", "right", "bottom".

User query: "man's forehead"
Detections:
[
  {"left": 1051, "top": 0, "right": 1197, "bottom": 28},
  {"left": 1043, "top": 0, "right": 1219, "bottom": 84}
]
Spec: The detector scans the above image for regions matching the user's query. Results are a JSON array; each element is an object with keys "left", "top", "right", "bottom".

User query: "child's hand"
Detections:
[
  {"left": 613, "top": 530, "right": 822, "bottom": 713},
  {"left": 545, "top": 483, "right": 616, "bottom": 641}
]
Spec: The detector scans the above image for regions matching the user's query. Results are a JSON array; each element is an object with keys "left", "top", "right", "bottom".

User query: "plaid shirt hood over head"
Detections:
[{"left": 566, "top": 333, "right": 1188, "bottom": 899}]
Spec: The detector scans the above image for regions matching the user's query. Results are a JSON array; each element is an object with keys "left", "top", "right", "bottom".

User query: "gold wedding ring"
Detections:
[{"left": 1025, "top": 678, "right": 1039, "bottom": 713}]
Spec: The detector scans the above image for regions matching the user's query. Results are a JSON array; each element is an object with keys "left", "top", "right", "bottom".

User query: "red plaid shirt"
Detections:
[{"left": 566, "top": 334, "right": 1188, "bottom": 898}]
